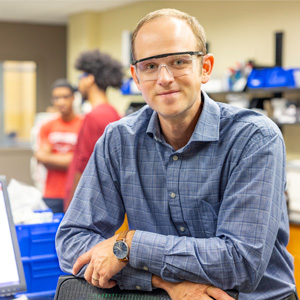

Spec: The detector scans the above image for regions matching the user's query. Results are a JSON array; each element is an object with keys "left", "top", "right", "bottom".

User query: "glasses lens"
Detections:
[
  {"left": 52, "top": 94, "right": 72, "bottom": 101},
  {"left": 136, "top": 54, "right": 195, "bottom": 82},
  {"left": 78, "top": 72, "right": 89, "bottom": 80}
]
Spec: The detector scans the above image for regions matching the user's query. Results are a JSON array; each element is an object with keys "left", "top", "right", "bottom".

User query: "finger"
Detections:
[
  {"left": 206, "top": 286, "right": 235, "bottom": 300},
  {"left": 91, "top": 274, "right": 100, "bottom": 287},
  {"left": 98, "top": 277, "right": 117, "bottom": 289},
  {"left": 84, "top": 261, "right": 95, "bottom": 285},
  {"left": 72, "top": 250, "right": 92, "bottom": 275}
]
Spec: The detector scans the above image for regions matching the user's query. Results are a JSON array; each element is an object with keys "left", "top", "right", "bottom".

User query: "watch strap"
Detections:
[{"left": 116, "top": 229, "right": 130, "bottom": 242}]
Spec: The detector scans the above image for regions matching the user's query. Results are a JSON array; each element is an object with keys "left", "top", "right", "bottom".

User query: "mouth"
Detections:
[{"left": 157, "top": 90, "right": 179, "bottom": 96}]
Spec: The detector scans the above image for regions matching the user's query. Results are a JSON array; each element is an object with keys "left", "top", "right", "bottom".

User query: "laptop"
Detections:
[{"left": 0, "top": 176, "right": 26, "bottom": 298}]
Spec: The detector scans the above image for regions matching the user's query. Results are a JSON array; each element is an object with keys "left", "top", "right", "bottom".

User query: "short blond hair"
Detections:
[{"left": 131, "top": 8, "right": 206, "bottom": 61}]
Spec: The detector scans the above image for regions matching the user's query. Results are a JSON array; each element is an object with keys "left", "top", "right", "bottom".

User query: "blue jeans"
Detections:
[{"left": 43, "top": 198, "right": 64, "bottom": 213}]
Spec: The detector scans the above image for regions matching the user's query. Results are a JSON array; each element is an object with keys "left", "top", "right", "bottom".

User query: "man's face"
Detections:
[
  {"left": 77, "top": 73, "right": 91, "bottom": 101},
  {"left": 131, "top": 17, "right": 207, "bottom": 122},
  {"left": 51, "top": 87, "right": 74, "bottom": 117}
]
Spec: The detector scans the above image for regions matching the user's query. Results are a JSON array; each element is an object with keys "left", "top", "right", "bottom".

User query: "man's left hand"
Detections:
[
  {"left": 152, "top": 275, "right": 235, "bottom": 300},
  {"left": 72, "top": 235, "right": 127, "bottom": 289}
]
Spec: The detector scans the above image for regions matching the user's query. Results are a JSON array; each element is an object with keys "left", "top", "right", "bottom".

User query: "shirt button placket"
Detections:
[
  {"left": 170, "top": 155, "right": 179, "bottom": 201},
  {"left": 169, "top": 153, "right": 183, "bottom": 235},
  {"left": 173, "top": 155, "right": 179, "bottom": 161},
  {"left": 170, "top": 192, "right": 176, "bottom": 199}
]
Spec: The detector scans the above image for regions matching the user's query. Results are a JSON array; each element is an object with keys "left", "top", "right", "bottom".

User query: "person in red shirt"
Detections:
[
  {"left": 64, "top": 50, "right": 124, "bottom": 211},
  {"left": 35, "top": 79, "right": 83, "bottom": 213}
]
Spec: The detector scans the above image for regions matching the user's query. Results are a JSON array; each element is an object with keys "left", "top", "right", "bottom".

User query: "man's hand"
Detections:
[
  {"left": 72, "top": 231, "right": 135, "bottom": 289},
  {"left": 152, "top": 275, "right": 235, "bottom": 300},
  {"left": 72, "top": 235, "right": 125, "bottom": 288}
]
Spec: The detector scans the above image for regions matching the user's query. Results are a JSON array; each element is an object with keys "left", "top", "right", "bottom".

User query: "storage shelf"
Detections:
[{"left": 207, "top": 87, "right": 300, "bottom": 96}]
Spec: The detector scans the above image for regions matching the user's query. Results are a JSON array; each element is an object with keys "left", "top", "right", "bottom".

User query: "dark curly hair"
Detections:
[{"left": 75, "top": 49, "right": 124, "bottom": 92}]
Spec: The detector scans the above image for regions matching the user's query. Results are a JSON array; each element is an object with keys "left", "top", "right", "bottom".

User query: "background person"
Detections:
[
  {"left": 56, "top": 9, "right": 296, "bottom": 300},
  {"left": 35, "top": 79, "right": 83, "bottom": 213},
  {"left": 64, "top": 49, "right": 123, "bottom": 211}
]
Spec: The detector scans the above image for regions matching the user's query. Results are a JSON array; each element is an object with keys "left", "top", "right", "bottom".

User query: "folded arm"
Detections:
[
  {"left": 129, "top": 134, "right": 286, "bottom": 292},
  {"left": 56, "top": 125, "right": 287, "bottom": 293}
]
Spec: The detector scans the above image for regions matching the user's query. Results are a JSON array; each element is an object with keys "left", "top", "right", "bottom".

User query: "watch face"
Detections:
[{"left": 113, "top": 240, "right": 129, "bottom": 260}]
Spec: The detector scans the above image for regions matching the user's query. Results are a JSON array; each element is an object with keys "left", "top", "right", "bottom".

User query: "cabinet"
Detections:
[{"left": 208, "top": 87, "right": 300, "bottom": 160}]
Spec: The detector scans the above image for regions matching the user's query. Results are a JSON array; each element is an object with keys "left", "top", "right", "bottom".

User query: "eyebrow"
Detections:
[{"left": 131, "top": 51, "right": 204, "bottom": 65}]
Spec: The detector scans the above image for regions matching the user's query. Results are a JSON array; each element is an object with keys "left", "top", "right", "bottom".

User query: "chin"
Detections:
[{"left": 159, "top": 110, "right": 182, "bottom": 119}]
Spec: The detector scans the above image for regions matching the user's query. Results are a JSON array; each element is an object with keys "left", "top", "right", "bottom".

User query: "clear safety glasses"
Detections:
[{"left": 132, "top": 51, "right": 204, "bottom": 82}]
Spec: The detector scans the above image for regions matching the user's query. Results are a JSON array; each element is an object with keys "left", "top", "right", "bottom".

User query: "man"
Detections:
[
  {"left": 35, "top": 79, "right": 83, "bottom": 213},
  {"left": 64, "top": 49, "right": 123, "bottom": 211},
  {"left": 56, "top": 9, "right": 296, "bottom": 299}
]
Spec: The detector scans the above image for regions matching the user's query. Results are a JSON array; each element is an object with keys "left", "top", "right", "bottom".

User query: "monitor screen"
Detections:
[{"left": 0, "top": 176, "right": 26, "bottom": 297}]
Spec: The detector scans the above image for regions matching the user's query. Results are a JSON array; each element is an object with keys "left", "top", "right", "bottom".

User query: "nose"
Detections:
[
  {"left": 157, "top": 64, "right": 174, "bottom": 85},
  {"left": 54, "top": 96, "right": 68, "bottom": 107}
]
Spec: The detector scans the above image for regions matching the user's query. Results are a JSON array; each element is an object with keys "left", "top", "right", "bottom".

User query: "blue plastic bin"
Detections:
[
  {"left": 15, "top": 213, "right": 66, "bottom": 295},
  {"left": 247, "top": 67, "right": 296, "bottom": 89},
  {"left": 22, "top": 254, "right": 65, "bottom": 293},
  {"left": 15, "top": 213, "right": 64, "bottom": 257}
]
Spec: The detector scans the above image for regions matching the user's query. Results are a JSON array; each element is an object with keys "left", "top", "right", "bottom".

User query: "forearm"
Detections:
[
  {"left": 35, "top": 151, "right": 73, "bottom": 170},
  {"left": 56, "top": 224, "right": 104, "bottom": 275},
  {"left": 129, "top": 229, "right": 271, "bottom": 293},
  {"left": 152, "top": 274, "right": 168, "bottom": 290},
  {"left": 56, "top": 165, "right": 127, "bottom": 276}
]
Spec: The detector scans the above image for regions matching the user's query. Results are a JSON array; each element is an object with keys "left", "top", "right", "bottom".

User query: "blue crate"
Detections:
[
  {"left": 15, "top": 213, "right": 64, "bottom": 257},
  {"left": 22, "top": 254, "right": 66, "bottom": 293},
  {"left": 247, "top": 67, "right": 296, "bottom": 89}
]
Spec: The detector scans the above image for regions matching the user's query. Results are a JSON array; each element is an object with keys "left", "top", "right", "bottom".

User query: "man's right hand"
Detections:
[{"left": 152, "top": 275, "right": 235, "bottom": 300}]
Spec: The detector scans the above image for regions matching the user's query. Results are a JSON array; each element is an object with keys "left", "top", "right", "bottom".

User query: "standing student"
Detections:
[
  {"left": 56, "top": 9, "right": 296, "bottom": 300},
  {"left": 64, "top": 50, "right": 123, "bottom": 211},
  {"left": 35, "top": 79, "right": 83, "bottom": 213}
]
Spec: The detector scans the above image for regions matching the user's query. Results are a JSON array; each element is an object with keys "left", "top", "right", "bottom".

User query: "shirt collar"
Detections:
[
  {"left": 146, "top": 110, "right": 163, "bottom": 142},
  {"left": 146, "top": 90, "right": 220, "bottom": 143},
  {"left": 190, "top": 91, "right": 220, "bottom": 142}
]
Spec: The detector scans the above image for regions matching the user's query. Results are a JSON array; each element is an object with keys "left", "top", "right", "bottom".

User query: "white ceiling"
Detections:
[{"left": 0, "top": 0, "right": 142, "bottom": 25}]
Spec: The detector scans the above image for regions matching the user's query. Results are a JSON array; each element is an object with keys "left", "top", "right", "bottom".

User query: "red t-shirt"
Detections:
[
  {"left": 39, "top": 115, "right": 83, "bottom": 199},
  {"left": 64, "top": 103, "right": 120, "bottom": 209}
]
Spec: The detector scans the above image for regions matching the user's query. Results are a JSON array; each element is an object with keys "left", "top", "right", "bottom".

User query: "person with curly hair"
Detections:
[{"left": 64, "top": 49, "right": 123, "bottom": 211}]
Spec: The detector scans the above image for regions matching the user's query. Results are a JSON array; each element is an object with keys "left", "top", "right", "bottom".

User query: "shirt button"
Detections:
[
  {"left": 136, "top": 286, "right": 141, "bottom": 290},
  {"left": 143, "top": 266, "right": 149, "bottom": 271},
  {"left": 179, "top": 226, "right": 185, "bottom": 232},
  {"left": 170, "top": 192, "right": 176, "bottom": 198},
  {"left": 173, "top": 155, "right": 179, "bottom": 161}
]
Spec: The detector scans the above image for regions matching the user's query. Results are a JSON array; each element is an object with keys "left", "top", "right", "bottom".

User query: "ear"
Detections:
[
  {"left": 201, "top": 54, "right": 214, "bottom": 84},
  {"left": 130, "top": 65, "right": 141, "bottom": 91},
  {"left": 86, "top": 74, "right": 95, "bottom": 87}
]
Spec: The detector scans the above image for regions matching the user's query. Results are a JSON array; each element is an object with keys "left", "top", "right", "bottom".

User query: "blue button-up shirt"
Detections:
[{"left": 56, "top": 92, "right": 296, "bottom": 299}]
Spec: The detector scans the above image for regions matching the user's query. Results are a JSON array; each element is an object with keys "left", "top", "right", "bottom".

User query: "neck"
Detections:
[
  {"left": 61, "top": 112, "right": 76, "bottom": 122},
  {"left": 88, "top": 85, "right": 108, "bottom": 108},
  {"left": 160, "top": 100, "right": 203, "bottom": 151}
]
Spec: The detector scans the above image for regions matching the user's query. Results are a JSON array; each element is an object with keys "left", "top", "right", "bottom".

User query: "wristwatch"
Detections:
[{"left": 113, "top": 230, "right": 130, "bottom": 262}]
